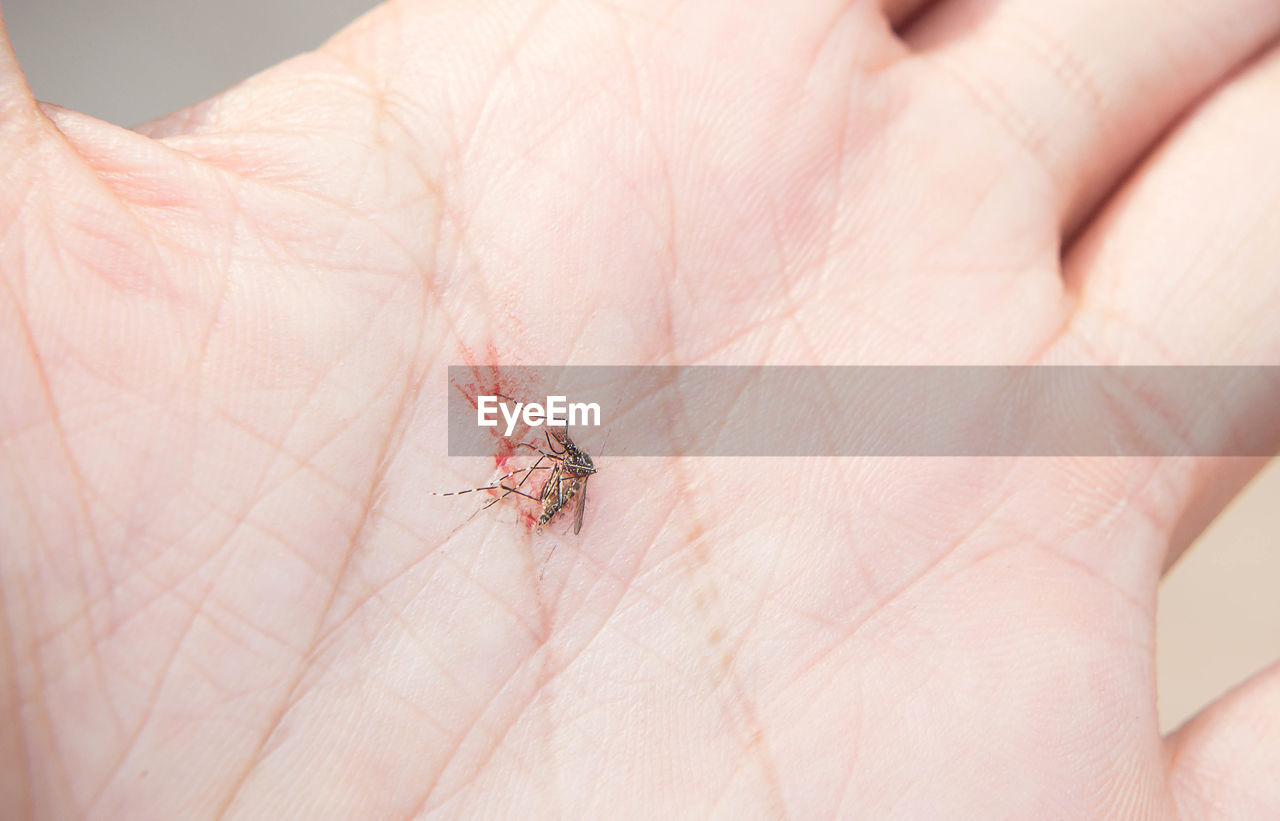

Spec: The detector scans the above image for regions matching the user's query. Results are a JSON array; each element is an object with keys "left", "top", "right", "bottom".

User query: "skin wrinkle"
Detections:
[
  {"left": 733, "top": 117, "right": 830, "bottom": 365},
  {"left": 270, "top": 607, "right": 469, "bottom": 758},
  {"left": 365, "top": 658, "right": 460, "bottom": 742},
  {"left": 755, "top": 465, "right": 1022, "bottom": 721},
  {"left": 31, "top": 511, "right": 228, "bottom": 680},
  {"left": 26, "top": 374, "right": 377, "bottom": 655},
  {"left": 34, "top": 118, "right": 176, "bottom": 303},
  {"left": 632, "top": 499, "right": 711, "bottom": 584},
  {"left": 435, "top": 542, "right": 547, "bottom": 641},
  {"left": 208, "top": 551, "right": 358, "bottom": 815},
  {"left": 3, "top": 388, "right": 160, "bottom": 447},
  {"left": 377, "top": 609, "right": 478, "bottom": 710},
  {"left": 454, "top": 0, "right": 561, "bottom": 176},
  {"left": 43, "top": 143, "right": 427, "bottom": 508},
  {"left": 80, "top": 379, "right": 322, "bottom": 813},
  {"left": 28, "top": 246, "right": 128, "bottom": 747},
  {"left": 829, "top": 674, "right": 870, "bottom": 819},
  {"left": 704, "top": 610, "right": 789, "bottom": 817},
  {"left": 1008, "top": 524, "right": 1153, "bottom": 619},
  {"left": 303, "top": 336, "right": 456, "bottom": 638},
  {"left": 298, "top": 340, "right": 535, "bottom": 648},
  {"left": 153, "top": 134, "right": 431, "bottom": 275},
  {"left": 705, "top": 730, "right": 790, "bottom": 819},
  {"left": 184, "top": 180, "right": 236, "bottom": 387},
  {"left": 299, "top": 518, "right": 452, "bottom": 663},
  {"left": 808, "top": 72, "right": 860, "bottom": 304},
  {"left": 999, "top": 14, "right": 1106, "bottom": 110},
  {"left": 410, "top": 432, "right": 670, "bottom": 814},
  {"left": 978, "top": 461, "right": 1170, "bottom": 592},
  {"left": 1058, "top": 60, "right": 1280, "bottom": 344},
  {"left": 210, "top": 317, "right": 426, "bottom": 820},
  {"left": 605, "top": 0, "right": 652, "bottom": 123},
  {"left": 112, "top": 116, "right": 425, "bottom": 280},
  {"left": 18, "top": 692, "right": 56, "bottom": 821},
  {"left": 576, "top": 507, "right": 686, "bottom": 609},
  {"left": 941, "top": 6, "right": 1280, "bottom": 242},
  {"left": 594, "top": 0, "right": 702, "bottom": 305},
  {"left": 437, "top": 177, "right": 498, "bottom": 334},
  {"left": 811, "top": 2, "right": 893, "bottom": 82},
  {"left": 0, "top": 137, "right": 40, "bottom": 244},
  {"left": 415, "top": 185, "right": 450, "bottom": 355},
  {"left": 27, "top": 527, "right": 223, "bottom": 690},
  {"left": 16, "top": 567, "right": 76, "bottom": 818},
  {"left": 591, "top": 0, "right": 680, "bottom": 37},
  {"left": 1066, "top": 35, "right": 1280, "bottom": 249},
  {"left": 627, "top": 14, "right": 679, "bottom": 367},
  {"left": 1063, "top": 301, "right": 1193, "bottom": 369},
  {"left": 0, "top": 268, "right": 127, "bottom": 813},
  {"left": 112, "top": 403, "right": 194, "bottom": 625},
  {"left": 405, "top": 638, "right": 552, "bottom": 816},
  {"left": 83, "top": 353, "right": 327, "bottom": 814},
  {"left": 79, "top": 542, "right": 239, "bottom": 818},
  {"left": 662, "top": 444, "right": 792, "bottom": 811},
  {"left": 924, "top": 50, "right": 1052, "bottom": 173},
  {"left": 410, "top": 560, "right": 627, "bottom": 817},
  {"left": 34, "top": 483, "right": 197, "bottom": 638},
  {"left": 182, "top": 546, "right": 325, "bottom": 657}
]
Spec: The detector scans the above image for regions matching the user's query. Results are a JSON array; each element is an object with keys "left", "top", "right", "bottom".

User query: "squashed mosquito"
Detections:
[{"left": 433, "top": 426, "right": 596, "bottom": 534}]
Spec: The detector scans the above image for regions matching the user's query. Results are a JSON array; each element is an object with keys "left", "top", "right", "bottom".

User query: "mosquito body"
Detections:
[
  {"left": 434, "top": 426, "right": 596, "bottom": 535},
  {"left": 531, "top": 429, "right": 595, "bottom": 533},
  {"left": 513, "top": 426, "right": 595, "bottom": 535}
]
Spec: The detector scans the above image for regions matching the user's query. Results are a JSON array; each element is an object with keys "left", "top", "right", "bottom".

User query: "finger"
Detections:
[
  {"left": 904, "top": 0, "right": 1280, "bottom": 233},
  {"left": 1167, "top": 660, "right": 1280, "bottom": 816},
  {"left": 1052, "top": 44, "right": 1280, "bottom": 569}
]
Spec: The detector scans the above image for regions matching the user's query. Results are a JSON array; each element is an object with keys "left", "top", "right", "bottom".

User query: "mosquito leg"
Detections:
[
  {"left": 510, "top": 453, "right": 550, "bottom": 490},
  {"left": 516, "top": 441, "right": 561, "bottom": 462},
  {"left": 478, "top": 454, "right": 553, "bottom": 511},
  {"left": 543, "top": 429, "right": 567, "bottom": 455},
  {"left": 430, "top": 465, "right": 547, "bottom": 497},
  {"left": 485, "top": 483, "right": 544, "bottom": 505},
  {"left": 478, "top": 464, "right": 553, "bottom": 510}
]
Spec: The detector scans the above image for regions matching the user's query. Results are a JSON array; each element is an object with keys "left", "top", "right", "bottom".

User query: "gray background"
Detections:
[
  {"left": 4, "top": 0, "right": 1277, "bottom": 733},
  {"left": 4, "top": 0, "right": 378, "bottom": 126}
]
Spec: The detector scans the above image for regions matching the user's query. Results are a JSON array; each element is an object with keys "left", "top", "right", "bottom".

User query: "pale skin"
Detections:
[{"left": 2, "top": 0, "right": 1280, "bottom": 816}]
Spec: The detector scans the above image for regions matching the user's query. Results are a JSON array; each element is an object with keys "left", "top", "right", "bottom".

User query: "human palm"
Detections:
[{"left": 3, "top": 0, "right": 1280, "bottom": 817}]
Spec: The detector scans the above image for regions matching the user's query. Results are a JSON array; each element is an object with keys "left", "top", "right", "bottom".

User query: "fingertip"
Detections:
[{"left": 1167, "top": 659, "right": 1280, "bottom": 817}]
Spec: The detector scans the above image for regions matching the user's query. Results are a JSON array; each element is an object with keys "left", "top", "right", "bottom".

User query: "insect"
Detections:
[
  {"left": 528, "top": 427, "right": 596, "bottom": 534},
  {"left": 434, "top": 426, "right": 596, "bottom": 534}
]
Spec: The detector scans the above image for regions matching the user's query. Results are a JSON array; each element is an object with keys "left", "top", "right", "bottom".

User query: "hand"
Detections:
[{"left": 3, "top": 1, "right": 1279, "bottom": 816}]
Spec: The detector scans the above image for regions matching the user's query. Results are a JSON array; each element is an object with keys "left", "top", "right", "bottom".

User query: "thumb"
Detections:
[{"left": 1167, "top": 661, "right": 1280, "bottom": 816}]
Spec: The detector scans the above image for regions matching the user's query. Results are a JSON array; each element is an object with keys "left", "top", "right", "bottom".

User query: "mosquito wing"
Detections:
[
  {"left": 539, "top": 466, "right": 562, "bottom": 503},
  {"left": 571, "top": 478, "right": 587, "bottom": 535}
]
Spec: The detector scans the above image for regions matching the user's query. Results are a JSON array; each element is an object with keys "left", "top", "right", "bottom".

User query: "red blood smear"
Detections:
[{"left": 448, "top": 347, "right": 537, "bottom": 471}]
